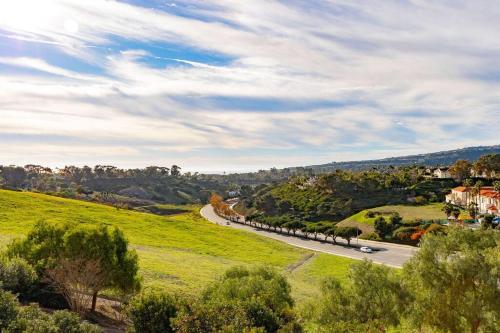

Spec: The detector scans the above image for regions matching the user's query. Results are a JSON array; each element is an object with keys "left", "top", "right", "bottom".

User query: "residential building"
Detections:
[
  {"left": 446, "top": 186, "right": 500, "bottom": 216},
  {"left": 433, "top": 167, "right": 452, "bottom": 178}
]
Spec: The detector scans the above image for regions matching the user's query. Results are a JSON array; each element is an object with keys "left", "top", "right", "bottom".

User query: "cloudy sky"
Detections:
[{"left": 0, "top": 0, "right": 499, "bottom": 172}]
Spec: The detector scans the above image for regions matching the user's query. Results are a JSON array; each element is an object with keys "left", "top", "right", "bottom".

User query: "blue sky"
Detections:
[{"left": 0, "top": 1, "right": 499, "bottom": 173}]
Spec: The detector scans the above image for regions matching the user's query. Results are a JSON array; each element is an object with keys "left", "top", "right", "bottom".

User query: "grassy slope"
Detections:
[
  {"left": 0, "top": 190, "right": 354, "bottom": 302},
  {"left": 337, "top": 203, "right": 446, "bottom": 234}
]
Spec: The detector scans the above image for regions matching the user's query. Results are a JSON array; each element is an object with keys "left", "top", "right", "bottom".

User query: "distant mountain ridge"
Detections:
[{"left": 305, "top": 145, "right": 500, "bottom": 172}]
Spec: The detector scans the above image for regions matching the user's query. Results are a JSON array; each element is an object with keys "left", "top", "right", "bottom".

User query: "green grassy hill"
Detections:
[
  {"left": 337, "top": 203, "right": 446, "bottom": 234},
  {"left": 0, "top": 190, "right": 354, "bottom": 302}
]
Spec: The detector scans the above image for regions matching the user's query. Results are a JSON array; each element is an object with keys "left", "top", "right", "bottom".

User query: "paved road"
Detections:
[{"left": 200, "top": 205, "right": 417, "bottom": 268}]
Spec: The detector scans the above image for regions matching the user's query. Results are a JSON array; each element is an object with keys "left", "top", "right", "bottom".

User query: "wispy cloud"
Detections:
[{"left": 0, "top": 0, "right": 499, "bottom": 171}]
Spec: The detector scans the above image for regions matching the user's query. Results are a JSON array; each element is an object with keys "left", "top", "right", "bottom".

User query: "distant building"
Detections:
[
  {"left": 433, "top": 167, "right": 452, "bottom": 178},
  {"left": 227, "top": 190, "right": 239, "bottom": 197},
  {"left": 446, "top": 186, "right": 500, "bottom": 216}
]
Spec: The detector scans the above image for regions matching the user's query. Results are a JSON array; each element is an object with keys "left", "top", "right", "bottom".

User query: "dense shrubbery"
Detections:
[
  {"left": 0, "top": 257, "right": 37, "bottom": 297},
  {"left": 0, "top": 289, "right": 100, "bottom": 333},
  {"left": 128, "top": 266, "right": 301, "bottom": 333}
]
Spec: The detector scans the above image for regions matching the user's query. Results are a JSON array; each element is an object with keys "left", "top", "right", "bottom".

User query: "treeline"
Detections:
[{"left": 0, "top": 164, "right": 228, "bottom": 205}]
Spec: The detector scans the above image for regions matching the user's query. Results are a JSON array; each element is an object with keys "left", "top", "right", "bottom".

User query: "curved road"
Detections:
[{"left": 200, "top": 205, "right": 417, "bottom": 268}]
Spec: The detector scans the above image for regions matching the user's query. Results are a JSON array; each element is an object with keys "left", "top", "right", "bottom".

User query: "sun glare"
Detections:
[{"left": 0, "top": 0, "right": 77, "bottom": 35}]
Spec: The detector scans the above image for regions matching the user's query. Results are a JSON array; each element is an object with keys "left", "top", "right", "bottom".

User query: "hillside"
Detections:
[
  {"left": 0, "top": 190, "right": 354, "bottom": 302},
  {"left": 337, "top": 203, "right": 446, "bottom": 234},
  {"left": 306, "top": 145, "right": 500, "bottom": 172}
]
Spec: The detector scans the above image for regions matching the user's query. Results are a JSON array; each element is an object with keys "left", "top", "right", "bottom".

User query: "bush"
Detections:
[
  {"left": 424, "top": 223, "right": 446, "bottom": 235},
  {"left": 4, "top": 305, "right": 101, "bottom": 333},
  {"left": 128, "top": 291, "right": 179, "bottom": 333},
  {"left": 393, "top": 226, "right": 419, "bottom": 240},
  {"left": 0, "top": 258, "right": 37, "bottom": 296},
  {"left": 4, "top": 304, "right": 58, "bottom": 333},
  {"left": 52, "top": 310, "right": 101, "bottom": 333},
  {"left": 0, "top": 289, "right": 19, "bottom": 330},
  {"left": 365, "top": 211, "right": 376, "bottom": 218},
  {"left": 414, "top": 196, "right": 427, "bottom": 205},
  {"left": 360, "top": 233, "right": 381, "bottom": 241}
]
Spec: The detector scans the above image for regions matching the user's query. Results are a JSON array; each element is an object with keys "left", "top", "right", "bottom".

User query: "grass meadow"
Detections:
[
  {"left": 337, "top": 203, "right": 446, "bottom": 234},
  {"left": 0, "top": 189, "right": 354, "bottom": 303}
]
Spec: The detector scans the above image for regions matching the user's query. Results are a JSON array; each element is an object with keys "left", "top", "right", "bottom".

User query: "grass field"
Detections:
[
  {"left": 337, "top": 203, "right": 446, "bottom": 234},
  {"left": 0, "top": 190, "right": 354, "bottom": 302}
]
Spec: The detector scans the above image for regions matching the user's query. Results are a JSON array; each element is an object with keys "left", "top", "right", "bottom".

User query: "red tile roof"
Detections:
[{"left": 452, "top": 186, "right": 470, "bottom": 192}]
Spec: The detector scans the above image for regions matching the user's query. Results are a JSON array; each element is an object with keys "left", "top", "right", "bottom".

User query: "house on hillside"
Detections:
[
  {"left": 446, "top": 186, "right": 500, "bottom": 216},
  {"left": 433, "top": 167, "right": 452, "bottom": 178}
]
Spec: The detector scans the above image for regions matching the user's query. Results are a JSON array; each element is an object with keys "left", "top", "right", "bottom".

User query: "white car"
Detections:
[{"left": 360, "top": 246, "right": 373, "bottom": 253}]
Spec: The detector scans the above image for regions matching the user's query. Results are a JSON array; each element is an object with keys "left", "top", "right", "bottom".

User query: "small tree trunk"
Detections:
[{"left": 91, "top": 291, "right": 98, "bottom": 312}]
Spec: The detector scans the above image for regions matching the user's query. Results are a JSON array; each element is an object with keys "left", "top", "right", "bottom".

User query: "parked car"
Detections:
[{"left": 360, "top": 246, "right": 373, "bottom": 253}]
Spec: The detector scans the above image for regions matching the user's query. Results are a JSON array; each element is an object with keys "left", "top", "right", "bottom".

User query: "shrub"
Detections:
[
  {"left": 365, "top": 211, "right": 376, "bottom": 218},
  {"left": 424, "top": 223, "right": 446, "bottom": 235},
  {"left": 360, "top": 233, "right": 381, "bottom": 241},
  {"left": 5, "top": 304, "right": 58, "bottom": 333},
  {"left": 4, "top": 305, "right": 101, "bottom": 333},
  {"left": 128, "top": 291, "right": 179, "bottom": 333},
  {"left": 414, "top": 196, "right": 427, "bottom": 205},
  {"left": 393, "top": 226, "right": 419, "bottom": 240},
  {"left": 0, "top": 257, "right": 37, "bottom": 296},
  {"left": 52, "top": 310, "right": 101, "bottom": 333},
  {"left": 0, "top": 289, "right": 19, "bottom": 330}
]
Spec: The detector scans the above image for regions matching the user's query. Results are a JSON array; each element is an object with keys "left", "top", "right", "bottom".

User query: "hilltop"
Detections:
[{"left": 305, "top": 145, "right": 500, "bottom": 172}]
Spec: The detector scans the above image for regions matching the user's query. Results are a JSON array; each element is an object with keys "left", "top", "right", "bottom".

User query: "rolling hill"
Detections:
[
  {"left": 0, "top": 190, "right": 355, "bottom": 302},
  {"left": 305, "top": 145, "right": 500, "bottom": 172}
]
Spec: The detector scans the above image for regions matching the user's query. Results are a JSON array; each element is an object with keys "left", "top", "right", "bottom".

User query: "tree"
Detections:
[
  {"left": 283, "top": 220, "right": 304, "bottom": 236},
  {"left": 442, "top": 202, "right": 454, "bottom": 218},
  {"left": 8, "top": 222, "right": 141, "bottom": 313},
  {"left": 170, "top": 165, "right": 181, "bottom": 176},
  {"left": 0, "top": 166, "right": 26, "bottom": 188},
  {"left": 402, "top": 228, "right": 500, "bottom": 333},
  {"left": 473, "top": 154, "right": 500, "bottom": 178},
  {"left": 493, "top": 180, "right": 500, "bottom": 192},
  {"left": 335, "top": 227, "right": 359, "bottom": 246},
  {"left": 374, "top": 217, "right": 392, "bottom": 239},
  {"left": 449, "top": 160, "right": 472, "bottom": 182},
  {"left": 311, "top": 260, "right": 407, "bottom": 332}
]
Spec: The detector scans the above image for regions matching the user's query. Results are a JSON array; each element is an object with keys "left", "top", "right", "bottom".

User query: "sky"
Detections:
[{"left": 0, "top": 0, "right": 499, "bottom": 173}]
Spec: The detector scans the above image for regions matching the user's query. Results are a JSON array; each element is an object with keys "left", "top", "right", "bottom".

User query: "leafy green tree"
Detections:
[
  {"left": 283, "top": 220, "right": 304, "bottom": 236},
  {"left": 8, "top": 222, "right": 141, "bottom": 312},
  {"left": 449, "top": 159, "right": 472, "bottom": 181},
  {"left": 374, "top": 217, "right": 391, "bottom": 238},
  {"left": 311, "top": 260, "right": 407, "bottom": 332},
  {"left": 402, "top": 228, "right": 500, "bottom": 333},
  {"left": 442, "top": 202, "right": 454, "bottom": 218},
  {"left": 335, "top": 227, "right": 359, "bottom": 246}
]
